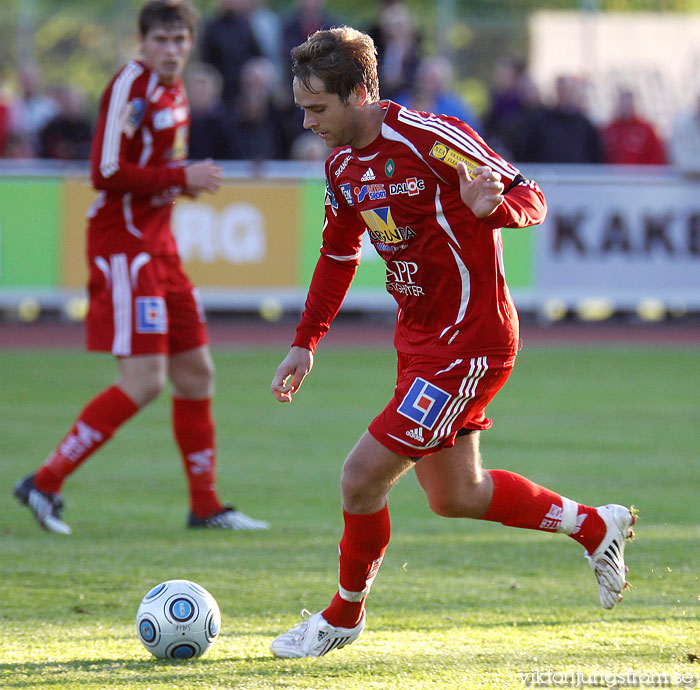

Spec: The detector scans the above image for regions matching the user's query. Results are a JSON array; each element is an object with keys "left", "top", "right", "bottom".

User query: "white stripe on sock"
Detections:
[
  {"left": 558, "top": 496, "right": 579, "bottom": 534},
  {"left": 338, "top": 585, "right": 369, "bottom": 603}
]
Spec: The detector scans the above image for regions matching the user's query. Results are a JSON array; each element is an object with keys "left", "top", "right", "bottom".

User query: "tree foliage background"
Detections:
[{"left": 1, "top": 0, "right": 699, "bottom": 117}]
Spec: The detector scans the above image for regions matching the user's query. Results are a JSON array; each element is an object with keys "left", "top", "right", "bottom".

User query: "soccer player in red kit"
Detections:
[
  {"left": 13, "top": 0, "right": 268, "bottom": 534},
  {"left": 269, "top": 27, "right": 636, "bottom": 658}
]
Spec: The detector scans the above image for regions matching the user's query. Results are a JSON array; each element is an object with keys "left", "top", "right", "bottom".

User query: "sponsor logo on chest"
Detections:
[
  {"left": 385, "top": 259, "right": 424, "bottom": 296},
  {"left": 360, "top": 206, "right": 416, "bottom": 245},
  {"left": 354, "top": 183, "right": 386, "bottom": 202},
  {"left": 389, "top": 177, "right": 425, "bottom": 196},
  {"left": 153, "top": 105, "right": 188, "bottom": 130}
]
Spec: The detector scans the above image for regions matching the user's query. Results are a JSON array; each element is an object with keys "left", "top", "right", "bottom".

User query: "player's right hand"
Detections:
[
  {"left": 271, "top": 346, "right": 314, "bottom": 403},
  {"left": 185, "top": 158, "right": 223, "bottom": 195},
  {"left": 458, "top": 163, "right": 505, "bottom": 218}
]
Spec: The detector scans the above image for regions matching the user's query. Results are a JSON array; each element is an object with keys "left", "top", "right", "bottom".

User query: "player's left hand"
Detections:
[
  {"left": 458, "top": 163, "right": 505, "bottom": 218},
  {"left": 185, "top": 159, "right": 223, "bottom": 196}
]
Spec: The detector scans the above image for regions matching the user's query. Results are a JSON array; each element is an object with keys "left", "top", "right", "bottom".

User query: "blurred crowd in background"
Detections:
[{"left": 1, "top": 0, "right": 699, "bottom": 173}]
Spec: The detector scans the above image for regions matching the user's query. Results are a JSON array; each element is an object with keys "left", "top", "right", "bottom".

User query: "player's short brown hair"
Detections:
[
  {"left": 138, "top": 0, "right": 198, "bottom": 37},
  {"left": 291, "top": 27, "right": 379, "bottom": 104}
]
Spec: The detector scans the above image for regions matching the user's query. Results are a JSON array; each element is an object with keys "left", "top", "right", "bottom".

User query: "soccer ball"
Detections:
[{"left": 136, "top": 579, "right": 221, "bottom": 659}]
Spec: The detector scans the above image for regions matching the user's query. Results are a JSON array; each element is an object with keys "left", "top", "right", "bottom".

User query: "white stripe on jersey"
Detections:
[
  {"left": 139, "top": 126, "right": 153, "bottom": 166},
  {"left": 494, "top": 228, "right": 506, "bottom": 278},
  {"left": 146, "top": 72, "right": 160, "bottom": 102},
  {"left": 397, "top": 108, "right": 519, "bottom": 179},
  {"left": 100, "top": 61, "right": 144, "bottom": 178},
  {"left": 122, "top": 194, "right": 142, "bottom": 238},
  {"left": 328, "top": 147, "right": 352, "bottom": 170},
  {"left": 434, "top": 185, "right": 459, "bottom": 246},
  {"left": 325, "top": 252, "right": 361, "bottom": 261},
  {"left": 448, "top": 244, "right": 471, "bottom": 325},
  {"left": 381, "top": 122, "right": 448, "bottom": 184},
  {"left": 116, "top": 123, "right": 154, "bottom": 238},
  {"left": 110, "top": 253, "right": 132, "bottom": 356},
  {"left": 87, "top": 191, "right": 106, "bottom": 219}
]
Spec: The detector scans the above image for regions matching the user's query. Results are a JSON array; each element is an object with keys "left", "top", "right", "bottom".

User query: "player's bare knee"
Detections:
[
  {"left": 178, "top": 367, "right": 212, "bottom": 395},
  {"left": 340, "top": 464, "right": 371, "bottom": 508},
  {"left": 136, "top": 371, "right": 168, "bottom": 405},
  {"left": 340, "top": 458, "right": 389, "bottom": 513},
  {"left": 118, "top": 359, "right": 167, "bottom": 406},
  {"left": 170, "top": 349, "right": 214, "bottom": 398}
]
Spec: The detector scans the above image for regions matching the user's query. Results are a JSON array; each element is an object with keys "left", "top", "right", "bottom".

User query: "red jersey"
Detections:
[
  {"left": 294, "top": 101, "right": 547, "bottom": 358},
  {"left": 87, "top": 60, "right": 189, "bottom": 258}
]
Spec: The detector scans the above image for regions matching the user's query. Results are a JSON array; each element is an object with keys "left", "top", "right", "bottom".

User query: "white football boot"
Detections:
[
  {"left": 13, "top": 474, "right": 72, "bottom": 535},
  {"left": 270, "top": 609, "right": 365, "bottom": 658},
  {"left": 187, "top": 505, "right": 269, "bottom": 530},
  {"left": 585, "top": 504, "right": 636, "bottom": 609}
]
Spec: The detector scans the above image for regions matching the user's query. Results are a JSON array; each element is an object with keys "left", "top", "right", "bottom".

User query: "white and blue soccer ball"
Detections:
[{"left": 136, "top": 579, "right": 221, "bottom": 659}]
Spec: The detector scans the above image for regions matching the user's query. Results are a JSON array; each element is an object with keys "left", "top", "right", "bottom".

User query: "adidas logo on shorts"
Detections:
[{"left": 406, "top": 427, "right": 424, "bottom": 442}]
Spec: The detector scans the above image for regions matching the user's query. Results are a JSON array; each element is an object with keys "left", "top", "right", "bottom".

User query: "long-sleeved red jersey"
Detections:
[
  {"left": 294, "top": 100, "right": 548, "bottom": 358},
  {"left": 87, "top": 59, "right": 189, "bottom": 259}
]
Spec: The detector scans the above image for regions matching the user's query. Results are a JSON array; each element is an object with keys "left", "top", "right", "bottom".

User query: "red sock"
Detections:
[
  {"left": 481, "top": 470, "right": 605, "bottom": 551},
  {"left": 322, "top": 505, "right": 391, "bottom": 629},
  {"left": 568, "top": 506, "right": 608, "bottom": 554},
  {"left": 34, "top": 386, "right": 139, "bottom": 493},
  {"left": 172, "top": 397, "right": 222, "bottom": 518}
]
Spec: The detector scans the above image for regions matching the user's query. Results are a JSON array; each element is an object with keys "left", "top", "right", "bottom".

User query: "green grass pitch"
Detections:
[{"left": 1, "top": 343, "right": 698, "bottom": 689}]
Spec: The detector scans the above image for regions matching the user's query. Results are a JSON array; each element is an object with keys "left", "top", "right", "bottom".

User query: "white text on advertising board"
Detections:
[{"left": 173, "top": 203, "right": 266, "bottom": 263}]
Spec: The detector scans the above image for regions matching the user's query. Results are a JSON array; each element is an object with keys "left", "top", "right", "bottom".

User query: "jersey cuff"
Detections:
[
  {"left": 292, "top": 326, "right": 324, "bottom": 354},
  {"left": 481, "top": 202, "right": 510, "bottom": 228}
]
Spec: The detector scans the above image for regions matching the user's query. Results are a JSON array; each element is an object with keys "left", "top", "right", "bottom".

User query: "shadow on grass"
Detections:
[{"left": 0, "top": 654, "right": 285, "bottom": 688}]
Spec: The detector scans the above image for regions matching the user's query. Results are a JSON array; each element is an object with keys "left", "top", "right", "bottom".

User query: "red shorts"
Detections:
[
  {"left": 368, "top": 352, "right": 515, "bottom": 457},
  {"left": 86, "top": 251, "right": 208, "bottom": 356}
]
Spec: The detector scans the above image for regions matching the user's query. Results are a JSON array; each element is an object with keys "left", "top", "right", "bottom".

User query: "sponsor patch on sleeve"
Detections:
[
  {"left": 397, "top": 377, "right": 451, "bottom": 430},
  {"left": 120, "top": 98, "right": 145, "bottom": 138},
  {"left": 339, "top": 182, "right": 354, "bottom": 205},
  {"left": 135, "top": 296, "right": 167, "bottom": 334},
  {"left": 429, "top": 141, "right": 480, "bottom": 177},
  {"left": 324, "top": 181, "right": 338, "bottom": 209}
]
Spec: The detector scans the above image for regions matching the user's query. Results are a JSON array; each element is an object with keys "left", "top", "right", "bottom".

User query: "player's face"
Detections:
[
  {"left": 293, "top": 75, "right": 365, "bottom": 149},
  {"left": 139, "top": 24, "right": 193, "bottom": 86}
]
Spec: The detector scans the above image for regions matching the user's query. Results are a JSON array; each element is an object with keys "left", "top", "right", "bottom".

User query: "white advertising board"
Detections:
[{"left": 526, "top": 166, "right": 700, "bottom": 310}]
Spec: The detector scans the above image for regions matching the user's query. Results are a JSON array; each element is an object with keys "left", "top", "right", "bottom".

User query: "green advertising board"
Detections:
[
  {"left": 0, "top": 179, "right": 60, "bottom": 287},
  {"left": 501, "top": 227, "right": 534, "bottom": 288}
]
